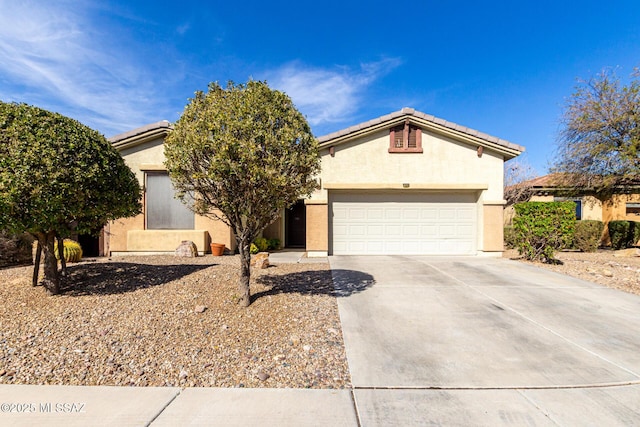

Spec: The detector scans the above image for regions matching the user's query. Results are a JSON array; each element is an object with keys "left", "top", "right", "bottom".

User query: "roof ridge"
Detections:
[
  {"left": 317, "top": 108, "right": 525, "bottom": 153},
  {"left": 108, "top": 120, "right": 172, "bottom": 143}
]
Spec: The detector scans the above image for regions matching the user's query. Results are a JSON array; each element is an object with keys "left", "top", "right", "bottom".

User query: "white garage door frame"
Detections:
[{"left": 329, "top": 191, "right": 479, "bottom": 256}]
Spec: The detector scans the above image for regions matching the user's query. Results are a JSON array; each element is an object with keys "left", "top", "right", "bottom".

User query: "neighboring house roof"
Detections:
[
  {"left": 521, "top": 173, "right": 640, "bottom": 195},
  {"left": 108, "top": 121, "right": 173, "bottom": 150},
  {"left": 523, "top": 173, "right": 564, "bottom": 189},
  {"left": 317, "top": 107, "right": 525, "bottom": 159}
]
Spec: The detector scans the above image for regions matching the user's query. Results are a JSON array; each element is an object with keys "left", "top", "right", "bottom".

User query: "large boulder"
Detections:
[{"left": 175, "top": 240, "right": 198, "bottom": 257}]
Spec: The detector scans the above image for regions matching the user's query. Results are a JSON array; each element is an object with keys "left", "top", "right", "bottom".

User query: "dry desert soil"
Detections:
[{"left": 0, "top": 255, "right": 350, "bottom": 388}]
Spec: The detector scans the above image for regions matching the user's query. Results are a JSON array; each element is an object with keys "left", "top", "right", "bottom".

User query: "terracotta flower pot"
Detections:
[{"left": 210, "top": 243, "right": 225, "bottom": 256}]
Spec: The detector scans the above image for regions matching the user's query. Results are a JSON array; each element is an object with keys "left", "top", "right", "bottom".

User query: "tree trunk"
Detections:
[
  {"left": 32, "top": 239, "right": 41, "bottom": 287},
  {"left": 238, "top": 238, "right": 252, "bottom": 307},
  {"left": 57, "top": 235, "right": 67, "bottom": 276},
  {"left": 40, "top": 232, "right": 61, "bottom": 295}
]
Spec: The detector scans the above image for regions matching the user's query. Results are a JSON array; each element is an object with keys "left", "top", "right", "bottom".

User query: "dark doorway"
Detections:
[
  {"left": 285, "top": 200, "right": 306, "bottom": 248},
  {"left": 78, "top": 233, "right": 100, "bottom": 257}
]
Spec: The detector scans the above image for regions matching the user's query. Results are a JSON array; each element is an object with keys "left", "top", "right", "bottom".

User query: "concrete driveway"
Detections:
[{"left": 330, "top": 255, "right": 640, "bottom": 426}]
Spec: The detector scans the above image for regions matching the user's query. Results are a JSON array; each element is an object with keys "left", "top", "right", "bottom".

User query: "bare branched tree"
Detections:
[
  {"left": 504, "top": 158, "right": 537, "bottom": 207},
  {"left": 552, "top": 67, "right": 640, "bottom": 199}
]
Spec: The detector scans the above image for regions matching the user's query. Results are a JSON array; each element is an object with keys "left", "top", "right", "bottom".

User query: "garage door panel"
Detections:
[{"left": 331, "top": 192, "right": 477, "bottom": 255}]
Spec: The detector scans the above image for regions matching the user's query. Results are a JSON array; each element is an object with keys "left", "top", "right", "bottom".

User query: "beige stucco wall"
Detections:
[
  {"left": 109, "top": 214, "right": 143, "bottom": 253},
  {"left": 483, "top": 204, "right": 504, "bottom": 252},
  {"left": 581, "top": 196, "right": 603, "bottom": 221},
  {"left": 305, "top": 203, "right": 328, "bottom": 252},
  {"left": 529, "top": 195, "right": 554, "bottom": 202},
  {"left": 127, "top": 230, "right": 210, "bottom": 252},
  {"left": 118, "top": 137, "right": 166, "bottom": 183},
  {"left": 314, "top": 129, "right": 504, "bottom": 201},
  {"left": 604, "top": 194, "right": 640, "bottom": 222},
  {"left": 309, "top": 128, "right": 507, "bottom": 254}
]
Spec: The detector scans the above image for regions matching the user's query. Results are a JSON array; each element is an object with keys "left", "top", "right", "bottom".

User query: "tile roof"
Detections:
[
  {"left": 317, "top": 107, "right": 525, "bottom": 153},
  {"left": 108, "top": 121, "right": 172, "bottom": 144}
]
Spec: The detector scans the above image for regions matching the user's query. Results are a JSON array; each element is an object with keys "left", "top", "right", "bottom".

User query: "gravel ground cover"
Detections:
[
  {"left": 504, "top": 249, "right": 640, "bottom": 296},
  {"left": 0, "top": 255, "right": 350, "bottom": 388}
]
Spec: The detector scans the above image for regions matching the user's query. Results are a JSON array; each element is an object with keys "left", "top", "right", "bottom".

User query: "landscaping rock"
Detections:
[
  {"left": 0, "top": 255, "right": 349, "bottom": 388},
  {"left": 194, "top": 305, "right": 207, "bottom": 313},
  {"left": 613, "top": 248, "right": 640, "bottom": 258},
  {"left": 602, "top": 269, "right": 613, "bottom": 277},
  {"left": 175, "top": 240, "right": 198, "bottom": 257},
  {"left": 252, "top": 252, "right": 269, "bottom": 269}
]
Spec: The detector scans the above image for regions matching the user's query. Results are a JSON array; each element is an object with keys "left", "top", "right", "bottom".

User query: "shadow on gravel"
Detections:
[
  {"left": 60, "top": 262, "right": 212, "bottom": 296},
  {"left": 252, "top": 269, "right": 375, "bottom": 303}
]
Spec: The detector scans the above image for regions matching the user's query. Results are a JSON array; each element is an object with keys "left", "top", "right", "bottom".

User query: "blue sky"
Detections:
[{"left": 1, "top": 0, "right": 639, "bottom": 174}]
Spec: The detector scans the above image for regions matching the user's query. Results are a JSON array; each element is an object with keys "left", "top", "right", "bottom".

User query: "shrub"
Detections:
[
  {"left": 250, "top": 243, "right": 259, "bottom": 254},
  {"left": 253, "top": 237, "right": 269, "bottom": 252},
  {"left": 267, "top": 238, "right": 280, "bottom": 250},
  {"left": 503, "top": 226, "right": 517, "bottom": 249},
  {"left": 0, "top": 231, "right": 34, "bottom": 267},
  {"left": 573, "top": 220, "right": 604, "bottom": 252},
  {"left": 513, "top": 201, "right": 575, "bottom": 262},
  {"left": 608, "top": 221, "right": 640, "bottom": 249}
]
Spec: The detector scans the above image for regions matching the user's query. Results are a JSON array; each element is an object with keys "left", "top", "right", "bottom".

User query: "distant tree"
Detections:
[
  {"left": 552, "top": 68, "right": 640, "bottom": 198},
  {"left": 164, "top": 81, "right": 320, "bottom": 307},
  {"left": 0, "top": 102, "right": 141, "bottom": 294},
  {"left": 504, "top": 158, "right": 537, "bottom": 206}
]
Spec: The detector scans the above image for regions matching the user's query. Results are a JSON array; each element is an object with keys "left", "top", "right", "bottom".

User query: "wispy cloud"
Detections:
[
  {"left": 0, "top": 0, "right": 170, "bottom": 136},
  {"left": 263, "top": 58, "right": 402, "bottom": 127}
]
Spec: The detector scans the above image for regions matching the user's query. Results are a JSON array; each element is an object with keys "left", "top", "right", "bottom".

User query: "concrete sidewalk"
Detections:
[{"left": 0, "top": 385, "right": 357, "bottom": 426}]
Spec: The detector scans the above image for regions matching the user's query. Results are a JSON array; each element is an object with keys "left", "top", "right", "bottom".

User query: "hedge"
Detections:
[
  {"left": 608, "top": 221, "right": 640, "bottom": 250},
  {"left": 513, "top": 201, "right": 575, "bottom": 262},
  {"left": 573, "top": 220, "right": 604, "bottom": 252}
]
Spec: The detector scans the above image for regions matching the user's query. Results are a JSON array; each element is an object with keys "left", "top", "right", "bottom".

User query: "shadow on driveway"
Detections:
[
  {"left": 60, "top": 262, "right": 212, "bottom": 296},
  {"left": 253, "top": 269, "right": 375, "bottom": 302}
]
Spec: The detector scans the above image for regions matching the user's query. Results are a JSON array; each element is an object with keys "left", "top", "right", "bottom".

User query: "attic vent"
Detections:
[{"left": 389, "top": 120, "right": 423, "bottom": 153}]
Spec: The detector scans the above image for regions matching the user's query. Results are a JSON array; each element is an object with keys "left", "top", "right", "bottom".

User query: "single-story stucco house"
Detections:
[
  {"left": 517, "top": 173, "right": 640, "bottom": 245},
  {"left": 524, "top": 174, "right": 640, "bottom": 222},
  {"left": 104, "top": 108, "right": 524, "bottom": 257}
]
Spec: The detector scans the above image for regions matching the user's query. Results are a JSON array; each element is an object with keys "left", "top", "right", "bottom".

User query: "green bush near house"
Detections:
[
  {"left": 253, "top": 237, "right": 269, "bottom": 252},
  {"left": 608, "top": 221, "right": 640, "bottom": 249},
  {"left": 267, "top": 238, "right": 280, "bottom": 250},
  {"left": 250, "top": 237, "right": 281, "bottom": 254},
  {"left": 503, "top": 226, "right": 517, "bottom": 249},
  {"left": 0, "top": 231, "right": 34, "bottom": 267},
  {"left": 573, "top": 220, "right": 604, "bottom": 252},
  {"left": 513, "top": 201, "right": 575, "bottom": 263}
]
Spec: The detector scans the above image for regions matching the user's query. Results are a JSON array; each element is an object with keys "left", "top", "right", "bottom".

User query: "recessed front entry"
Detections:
[
  {"left": 330, "top": 192, "right": 478, "bottom": 255},
  {"left": 285, "top": 200, "right": 306, "bottom": 248}
]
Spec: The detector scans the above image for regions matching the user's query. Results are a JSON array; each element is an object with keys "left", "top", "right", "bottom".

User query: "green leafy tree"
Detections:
[
  {"left": 0, "top": 102, "right": 141, "bottom": 294},
  {"left": 552, "top": 68, "right": 640, "bottom": 198},
  {"left": 164, "top": 81, "right": 320, "bottom": 307}
]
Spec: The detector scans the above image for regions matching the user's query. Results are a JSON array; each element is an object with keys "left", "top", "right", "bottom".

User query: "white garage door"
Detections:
[{"left": 330, "top": 192, "right": 477, "bottom": 255}]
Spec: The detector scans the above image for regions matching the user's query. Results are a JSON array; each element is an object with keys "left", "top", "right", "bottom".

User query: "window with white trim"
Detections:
[
  {"left": 146, "top": 172, "right": 194, "bottom": 229},
  {"left": 389, "top": 120, "right": 423, "bottom": 153}
]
